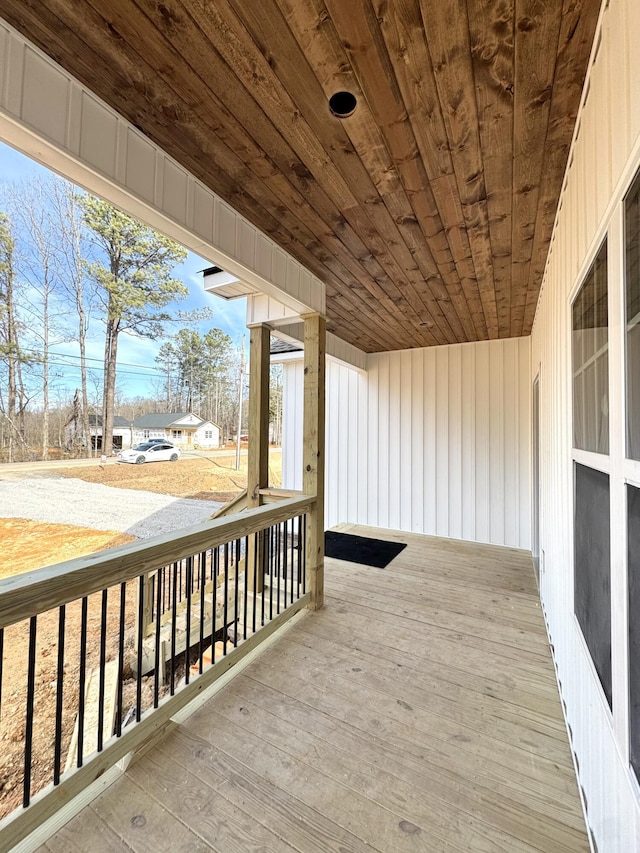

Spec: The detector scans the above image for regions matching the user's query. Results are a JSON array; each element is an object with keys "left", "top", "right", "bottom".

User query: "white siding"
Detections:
[
  {"left": 283, "top": 336, "right": 531, "bottom": 549},
  {"left": 194, "top": 423, "right": 221, "bottom": 448},
  {"left": 531, "top": 0, "right": 640, "bottom": 849}
]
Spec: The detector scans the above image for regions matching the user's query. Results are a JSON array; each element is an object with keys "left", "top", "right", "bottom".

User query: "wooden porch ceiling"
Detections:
[{"left": 2, "top": 1, "right": 601, "bottom": 352}]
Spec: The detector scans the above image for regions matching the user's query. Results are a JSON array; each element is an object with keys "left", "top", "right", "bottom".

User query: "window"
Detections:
[
  {"left": 143, "top": 429, "right": 149, "bottom": 439},
  {"left": 572, "top": 241, "right": 609, "bottom": 454},
  {"left": 574, "top": 463, "right": 612, "bottom": 708},
  {"left": 172, "top": 430, "right": 182, "bottom": 439},
  {"left": 629, "top": 485, "right": 640, "bottom": 780},
  {"left": 204, "top": 430, "right": 213, "bottom": 439},
  {"left": 626, "top": 171, "right": 640, "bottom": 459}
]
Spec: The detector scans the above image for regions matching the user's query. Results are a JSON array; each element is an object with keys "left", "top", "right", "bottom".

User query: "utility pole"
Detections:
[{"left": 235, "top": 334, "right": 245, "bottom": 471}]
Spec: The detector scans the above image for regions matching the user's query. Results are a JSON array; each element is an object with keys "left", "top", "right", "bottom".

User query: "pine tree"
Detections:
[{"left": 81, "top": 198, "right": 187, "bottom": 454}]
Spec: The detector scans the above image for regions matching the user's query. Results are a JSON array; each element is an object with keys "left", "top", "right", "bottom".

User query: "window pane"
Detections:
[
  {"left": 629, "top": 485, "right": 640, "bottom": 780},
  {"left": 626, "top": 171, "right": 640, "bottom": 459},
  {"left": 574, "top": 463, "right": 611, "bottom": 708},
  {"left": 572, "top": 241, "right": 609, "bottom": 454}
]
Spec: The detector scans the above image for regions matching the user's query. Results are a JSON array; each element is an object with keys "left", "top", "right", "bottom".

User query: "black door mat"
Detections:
[{"left": 324, "top": 531, "right": 407, "bottom": 568}]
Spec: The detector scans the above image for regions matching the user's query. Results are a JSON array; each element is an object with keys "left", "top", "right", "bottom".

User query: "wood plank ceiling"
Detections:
[{"left": 1, "top": 0, "right": 601, "bottom": 352}]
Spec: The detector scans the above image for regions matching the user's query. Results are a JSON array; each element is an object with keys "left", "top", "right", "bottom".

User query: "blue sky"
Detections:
[{"left": 0, "top": 141, "right": 248, "bottom": 402}]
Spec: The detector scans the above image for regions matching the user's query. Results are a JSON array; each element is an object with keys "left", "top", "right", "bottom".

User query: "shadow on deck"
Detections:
[{"left": 39, "top": 525, "right": 589, "bottom": 853}]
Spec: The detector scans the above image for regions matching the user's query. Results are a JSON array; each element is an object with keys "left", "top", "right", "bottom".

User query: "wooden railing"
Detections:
[
  {"left": 0, "top": 495, "right": 314, "bottom": 852},
  {"left": 209, "top": 487, "right": 248, "bottom": 519}
]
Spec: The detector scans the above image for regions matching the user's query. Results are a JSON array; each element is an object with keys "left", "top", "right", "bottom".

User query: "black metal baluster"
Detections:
[
  {"left": 77, "top": 596, "right": 88, "bottom": 765},
  {"left": 116, "top": 583, "right": 126, "bottom": 737},
  {"left": 199, "top": 551, "right": 206, "bottom": 674},
  {"left": 269, "top": 525, "right": 274, "bottom": 621},
  {"left": 185, "top": 556, "right": 193, "bottom": 684},
  {"left": 297, "top": 516, "right": 301, "bottom": 595},
  {"left": 170, "top": 561, "right": 178, "bottom": 695},
  {"left": 243, "top": 535, "right": 249, "bottom": 640},
  {"left": 136, "top": 576, "right": 144, "bottom": 722},
  {"left": 276, "top": 522, "right": 282, "bottom": 615},
  {"left": 233, "top": 538, "right": 240, "bottom": 647},
  {"left": 97, "top": 588, "right": 108, "bottom": 750},
  {"left": 154, "top": 564, "right": 163, "bottom": 708},
  {"left": 302, "top": 515, "right": 307, "bottom": 594},
  {"left": 261, "top": 530, "right": 266, "bottom": 627},
  {"left": 283, "top": 518, "right": 289, "bottom": 607},
  {"left": 212, "top": 547, "right": 219, "bottom": 664},
  {"left": 292, "top": 520, "right": 296, "bottom": 602},
  {"left": 23, "top": 615, "right": 37, "bottom": 807},
  {"left": 53, "top": 606, "right": 65, "bottom": 784},
  {"left": 179, "top": 560, "right": 183, "bottom": 603},
  {"left": 252, "top": 532, "right": 258, "bottom": 634},
  {"left": 223, "top": 543, "right": 229, "bottom": 655}
]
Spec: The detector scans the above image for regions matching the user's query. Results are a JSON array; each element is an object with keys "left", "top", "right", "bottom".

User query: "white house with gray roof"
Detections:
[{"left": 132, "top": 412, "right": 221, "bottom": 449}]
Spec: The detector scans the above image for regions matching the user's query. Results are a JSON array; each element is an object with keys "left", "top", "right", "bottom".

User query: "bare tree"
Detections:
[
  {"left": 8, "top": 176, "right": 69, "bottom": 459},
  {"left": 50, "top": 179, "right": 95, "bottom": 457},
  {"left": 0, "top": 214, "right": 29, "bottom": 461}
]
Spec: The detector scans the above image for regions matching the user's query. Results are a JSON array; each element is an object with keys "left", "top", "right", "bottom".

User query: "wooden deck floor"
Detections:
[{"left": 40, "top": 526, "right": 589, "bottom": 853}]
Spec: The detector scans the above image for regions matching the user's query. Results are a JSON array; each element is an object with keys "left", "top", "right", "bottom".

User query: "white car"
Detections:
[{"left": 117, "top": 442, "right": 180, "bottom": 464}]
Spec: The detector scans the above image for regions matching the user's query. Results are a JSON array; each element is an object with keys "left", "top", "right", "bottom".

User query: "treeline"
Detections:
[{"left": 0, "top": 172, "right": 256, "bottom": 462}]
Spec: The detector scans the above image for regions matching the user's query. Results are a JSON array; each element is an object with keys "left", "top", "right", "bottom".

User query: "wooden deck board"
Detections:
[{"left": 42, "top": 527, "right": 589, "bottom": 852}]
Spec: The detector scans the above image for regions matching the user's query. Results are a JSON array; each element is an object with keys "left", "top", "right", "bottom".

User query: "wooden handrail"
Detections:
[
  {"left": 210, "top": 488, "right": 248, "bottom": 519},
  {"left": 0, "top": 495, "right": 315, "bottom": 628},
  {"left": 258, "top": 488, "right": 305, "bottom": 503}
]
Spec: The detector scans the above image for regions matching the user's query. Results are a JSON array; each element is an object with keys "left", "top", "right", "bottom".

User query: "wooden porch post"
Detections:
[
  {"left": 246, "top": 323, "right": 270, "bottom": 592},
  {"left": 303, "top": 313, "right": 326, "bottom": 610}
]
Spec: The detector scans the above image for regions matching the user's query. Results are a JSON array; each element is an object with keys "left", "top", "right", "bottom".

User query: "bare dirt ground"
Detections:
[
  {"left": 57, "top": 454, "right": 249, "bottom": 503},
  {"left": 0, "top": 450, "right": 282, "bottom": 817},
  {"left": 51, "top": 451, "right": 282, "bottom": 502},
  {"left": 0, "top": 519, "right": 135, "bottom": 577}
]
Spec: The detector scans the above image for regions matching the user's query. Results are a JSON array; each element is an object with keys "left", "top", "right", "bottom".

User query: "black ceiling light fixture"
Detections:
[{"left": 329, "top": 91, "right": 357, "bottom": 118}]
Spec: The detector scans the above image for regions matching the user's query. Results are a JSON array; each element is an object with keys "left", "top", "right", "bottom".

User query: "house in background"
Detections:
[
  {"left": 132, "top": 412, "right": 221, "bottom": 450},
  {"left": 2, "top": 2, "right": 640, "bottom": 852},
  {"left": 64, "top": 413, "right": 132, "bottom": 453}
]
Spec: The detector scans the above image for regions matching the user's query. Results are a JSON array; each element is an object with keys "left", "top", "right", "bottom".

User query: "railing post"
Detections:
[
  {"left": 246, "top": 322, "right": 270, "bottom": 593},
  {"left": 137, "top": 572, "right": 155, "bottom": 638},
  {"left": 303, "top": 313, "right": 325, "bottom": 610}
]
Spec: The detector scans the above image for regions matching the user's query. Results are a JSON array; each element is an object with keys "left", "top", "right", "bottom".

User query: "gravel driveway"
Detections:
[{"left": 0, "top": 475, "right": 222, "bottom": 539}]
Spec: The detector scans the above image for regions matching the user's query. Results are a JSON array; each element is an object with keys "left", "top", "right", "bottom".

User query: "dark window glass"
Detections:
[
  {"left": 629, "top": 485, "right": 640, "bottom": 781},
  {"left": 574, "top": 463, "right": 611, "bottom": 708},
  {"left": 572, "top": 241, "right": 609, "bottom": 454},
  {"left": 626, "top": 171, "right": 640, "bottom": 459}
]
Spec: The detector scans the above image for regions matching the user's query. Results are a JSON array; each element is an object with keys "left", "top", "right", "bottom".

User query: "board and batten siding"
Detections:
[
  {"left": 531, "top": 0, "right": 640, "bottom": 850},
  {"left": 283, "top": 336, "right": 531, "bottom": 549}
]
